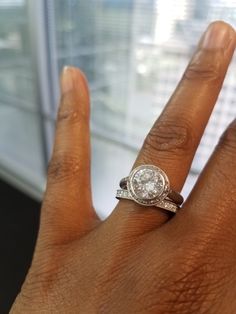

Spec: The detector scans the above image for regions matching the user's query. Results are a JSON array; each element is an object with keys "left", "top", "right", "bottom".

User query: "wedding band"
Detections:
[
  {"left": 120, "top": 165, "right": 184, "bottom": 205},
  {"left": 117, "top": 164, "right": 183, "bottom": 213},
  {"left": 116, "top": 189, "right": 179, "bottom": 213}
]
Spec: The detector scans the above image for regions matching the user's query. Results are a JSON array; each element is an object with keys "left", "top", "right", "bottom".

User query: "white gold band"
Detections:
[{"left": 116, "top": 189, "right": 179, "bottom": 213}]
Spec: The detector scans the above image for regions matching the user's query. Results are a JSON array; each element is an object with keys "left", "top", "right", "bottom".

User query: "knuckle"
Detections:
[
  {"left": 58, "top": 92, "right": 88, "bottom": 124},
  {"left": 16, "top": 249, "right": 72, "bottom": 312},
  {"left": 166, "top": 266, "right": 218, "bottom": 313},
  {"left": 155, "top": 247, "right": 228, "bottom": 314},
  {"left": 184, "top": 50, "right": 223, "bottom": 83},
  {"left": 143, "top": 119, "right": 194, "bottom": 157},
  {"left": 48, "top": 153, "right": 81, "bottom": 183},
  {"left": 58, "top": 107, "right": 81, "bottom": 124}
]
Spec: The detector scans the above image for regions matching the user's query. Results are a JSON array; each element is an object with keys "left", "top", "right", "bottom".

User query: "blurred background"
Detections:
[{"left": 1, "top": 0, "right": 236, "bottom": 312}]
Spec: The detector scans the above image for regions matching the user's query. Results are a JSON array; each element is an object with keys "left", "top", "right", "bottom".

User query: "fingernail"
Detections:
[
  {"left": 61, "top": 66, "right": 74, "bottom": 94},
  {"left": 200, "top": 22, "right": 234, "bottom": 50}
]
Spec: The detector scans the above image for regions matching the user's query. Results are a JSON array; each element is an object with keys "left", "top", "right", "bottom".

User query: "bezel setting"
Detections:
[{"left": 127, "top": 165, "right": 170, "bottom": 206}]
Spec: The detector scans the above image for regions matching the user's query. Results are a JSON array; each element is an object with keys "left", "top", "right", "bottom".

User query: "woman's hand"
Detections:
[{"left": 10, "top": 21, "right": 236, "bottom": 314}]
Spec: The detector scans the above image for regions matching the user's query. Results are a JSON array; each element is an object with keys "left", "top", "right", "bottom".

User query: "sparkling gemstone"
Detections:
[{"left": 131, "top": 168, "right": 165, "bottom": 200}]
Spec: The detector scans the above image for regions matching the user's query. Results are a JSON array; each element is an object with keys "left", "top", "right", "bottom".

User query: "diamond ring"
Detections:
[{"left": 117, "top": 165, "right": 183, "bottom": 213}]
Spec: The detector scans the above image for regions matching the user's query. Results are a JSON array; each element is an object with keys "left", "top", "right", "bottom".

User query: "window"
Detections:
[
  {"left": 1, "top": 0, "right": 236, "bottom": 216},
  {"left": 0, "top": 0, "right": 46, "bottom": 198}
]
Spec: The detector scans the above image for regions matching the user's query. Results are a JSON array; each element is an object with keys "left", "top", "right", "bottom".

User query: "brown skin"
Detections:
[{"left": 10, "top": 21, "right": 236, "bottom": 313}]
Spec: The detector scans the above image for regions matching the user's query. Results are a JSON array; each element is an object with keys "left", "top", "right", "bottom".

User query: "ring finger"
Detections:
[{"left": 110, "top": 21, "right": 236, "bottom": 233}]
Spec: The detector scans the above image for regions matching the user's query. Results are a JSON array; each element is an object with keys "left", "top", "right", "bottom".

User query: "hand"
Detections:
[{"left": 10, "top": 21, "right": 236, "bottom": 314}]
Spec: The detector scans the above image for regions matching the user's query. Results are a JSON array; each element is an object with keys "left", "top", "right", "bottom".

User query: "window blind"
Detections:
[{"left": 48, "top": 0, "right": 236, "bottom": 173}]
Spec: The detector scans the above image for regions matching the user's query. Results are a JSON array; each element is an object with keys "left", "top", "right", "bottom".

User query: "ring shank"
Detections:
[{"left": 116, "top": 189, "right": 179, "bottom": 213}]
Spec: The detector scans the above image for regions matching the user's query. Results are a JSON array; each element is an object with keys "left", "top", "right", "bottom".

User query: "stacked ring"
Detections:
[{"left": 116, "top": 164, "right": 184, "bottom": 214}]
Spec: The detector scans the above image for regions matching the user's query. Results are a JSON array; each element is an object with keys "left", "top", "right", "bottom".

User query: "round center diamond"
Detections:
[{"left": 131, "top": 168, "right": 165, "bottom": 200}]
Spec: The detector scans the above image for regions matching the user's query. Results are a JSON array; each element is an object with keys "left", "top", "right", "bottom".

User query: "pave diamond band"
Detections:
[
  {"left": 117, "top": 165, "right": 183, "bottom": 213},
  {"left": 119, "top": 165, "right": 184, "bottom": 205},
  {"left": 116, "top": 189, "right": 179, "bottom": 213}
]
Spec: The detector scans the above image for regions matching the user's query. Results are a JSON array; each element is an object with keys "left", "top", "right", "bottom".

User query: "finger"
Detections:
[
  {"left": 38, "top": 67, "right": 99, "bottom": 247},
  {"left": 112, "top": 21, "right": 236, "bottom": 232},
  {"left": 177, "top": 119, "right": 236, "bottom": 233}
]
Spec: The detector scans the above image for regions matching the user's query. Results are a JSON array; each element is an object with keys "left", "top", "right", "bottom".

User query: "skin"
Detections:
[{"left": 9, "top": 21, "right": 236, "bottom": 313}]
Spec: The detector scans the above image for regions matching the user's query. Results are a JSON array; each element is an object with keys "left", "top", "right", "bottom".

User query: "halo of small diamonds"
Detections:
[{"left": 127, "top": 165, "right": 170, "bottom": 206}]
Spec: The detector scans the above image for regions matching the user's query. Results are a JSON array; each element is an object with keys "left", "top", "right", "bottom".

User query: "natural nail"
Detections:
[
  {"left": 200, "top": 22, "right": 234, "bottom": 50},
  {"left": 61, "top": 66, "right": 74, "bottom": 94}
]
